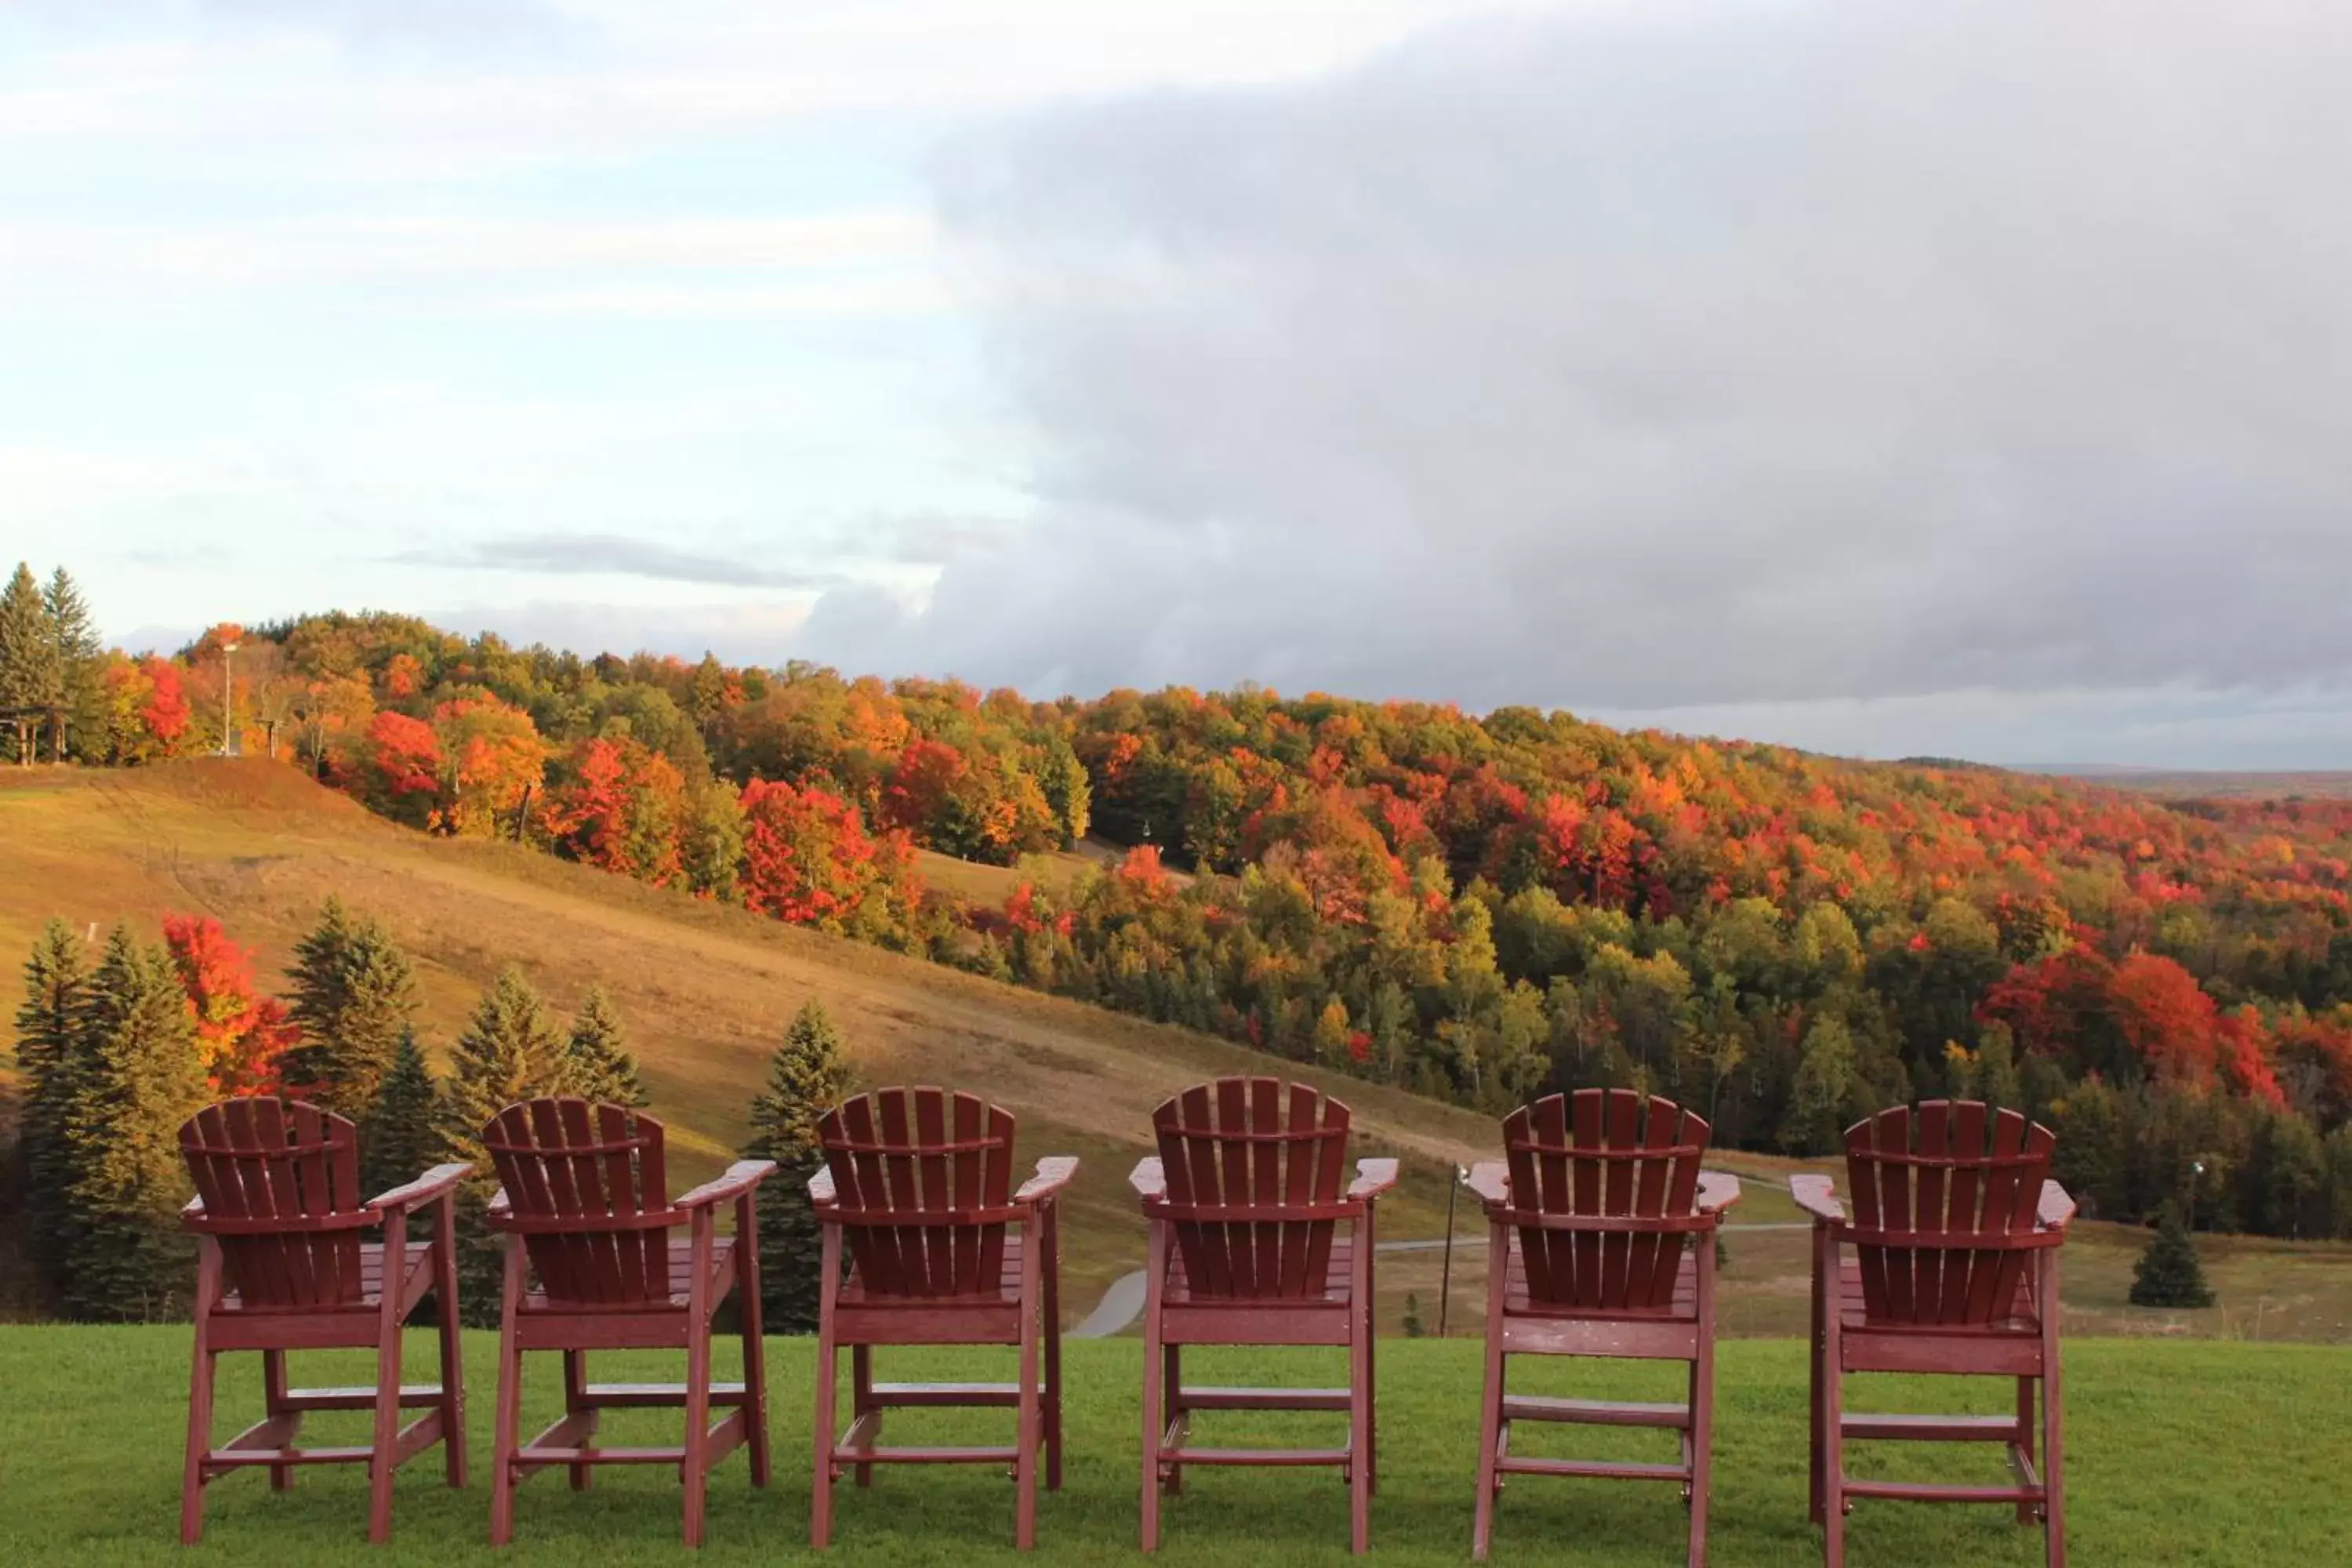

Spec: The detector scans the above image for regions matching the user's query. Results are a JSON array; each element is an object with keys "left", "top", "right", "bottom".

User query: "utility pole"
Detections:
[
  {"left": 1438, "top": 1164, "right": 1463, "bottom": 1338},
  {"left": 220, "top": 641, "right": 240, "bottom": 757}
]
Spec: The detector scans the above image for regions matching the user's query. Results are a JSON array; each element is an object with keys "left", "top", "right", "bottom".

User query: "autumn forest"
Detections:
[{"left": 9, "top": 560, "right": 2352, "bottom": 1245}]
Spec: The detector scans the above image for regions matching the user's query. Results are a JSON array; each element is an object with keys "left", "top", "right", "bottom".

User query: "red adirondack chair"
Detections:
[
  {"left": 1791, "top": 1102, "right": 2073, "bottom": 1568},
  {"left": 808, "top": 1087, "right": 1076, "bottom": 1550},
  {"left": 481, "top": 1098, "right": 775, "bottom": 1548},
  {"left": 1462, "top": 1089, "right": 1740, "bottom": 1565},
  {"left": 178, "top": 1098, "right": 470, "bottom": 1544},
  {"left": 1130, "top": 1077, "right": 1397, "bottom": 1555}
]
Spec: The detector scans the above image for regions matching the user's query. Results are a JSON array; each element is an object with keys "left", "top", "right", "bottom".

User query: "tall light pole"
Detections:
[{"left": 220, "top": 641, "right": 240, "bottom": 757}]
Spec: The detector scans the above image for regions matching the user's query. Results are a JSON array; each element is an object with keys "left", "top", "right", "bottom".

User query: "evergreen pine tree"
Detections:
[
  {"left": 558, "top": 985, "right": 645, "bottom": 1105},
  {"left": 359, "top": 1029, "right": 446, "bottom": 1199},
  {"left": 441, "top": 965, "right": 566, "bottom": 1323},
  {"left": 60, "top": 925, "right": 209, "bottom": 1321},
  {"left": 279, "top": 898, "right": 419, "bottom": 1117},
  {"left": 741, "top": 1000, "right": 851, "bottom": 1332},
  {"left": 2129, "top": 1203, "right": 2216, "bottom": 1308},
  {"left": 40, "top": 566, "right": 102, "bottom": 761},
  {"left": 13, "top": 918, "right": 90, "bottom": 1296},
  {"left": 0, "top": 562, "right": 59, "bottom": 760}
]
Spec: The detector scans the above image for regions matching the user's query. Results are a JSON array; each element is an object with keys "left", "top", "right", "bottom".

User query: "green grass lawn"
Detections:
[{"left": 2, "top": 1330, "right": 2343, "bottom": 1565}]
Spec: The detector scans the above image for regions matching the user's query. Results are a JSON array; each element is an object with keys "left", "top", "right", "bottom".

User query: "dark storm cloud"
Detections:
[
  {"left": 403, "top": 532, "right": 833, "bottom": 590},
  {"left": 806, "top": 0, "right": 2352, "bottom": 727}
]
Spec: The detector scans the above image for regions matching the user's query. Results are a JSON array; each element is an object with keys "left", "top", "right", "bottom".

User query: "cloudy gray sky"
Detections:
[{"left": 7, "top": 1, "right": 2350, "bottom": 766}]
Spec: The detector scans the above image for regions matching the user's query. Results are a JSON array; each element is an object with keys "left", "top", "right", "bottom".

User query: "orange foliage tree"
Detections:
[{"left": 162, "top": 913, "right": 299, "bottom": 1094}]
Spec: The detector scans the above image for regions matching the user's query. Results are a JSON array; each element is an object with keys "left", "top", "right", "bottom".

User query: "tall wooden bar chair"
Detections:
[
  {"left": 481, "top": 1098, "right": 775, "bottom": 1547},
  {"left": 1791, "top": 1102, "right": 2073, "bottom": 1568},
  {"left": 1463, "top": 1089, "right": 1739, "bottom": 1564},
  {"left": 178, "top": 1098, "right": 470, "bottom": 1544},
  {"left": 1130, "top": 1076, "right": 1397, "bottom": 1555},
  {"left": 808, "top": 1087, "right": 1076, "bottom": 1550}
]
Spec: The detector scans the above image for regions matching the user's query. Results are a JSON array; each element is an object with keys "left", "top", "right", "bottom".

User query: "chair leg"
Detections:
[
  {"left": 1140, "top": 1227, "right": 1166, "bottom": 1554},
  {"left": 1015, "top": 1238, "right": 1044, "bottom": 1551},
  {"left": 2014, "top": 1376, "right": 2037, "bottom": 1526},
  {"left": 180, "top": 1301, "right": 219, "bottom": 1545},
  {"left": 1348, "top": 1226, "right": 1373, "bottom": 1556},
  {"left": 741, "top": 1246, "right": 771, "bottom": 1490},
  {"left": 1821, "top": 1362, "right": 1846, "bottom": 1568},
  {"left": 490, "top": 1247, "right": 524, "bottom": 1547},
  {"left": 435, "top": 1196, "right": 467, "bottom": 1489},
  {"left": 851, "top": 1346, "right": 875, "bottom": 1490},
  {"left": 263, "top": 1350, "right": 296, "bottom": 1493},
  {"left": 1472, "top": 1341, "right": 1504, "bottom": 1561},
  {"left": 1808, "top": 1225, "right": 1826, "bottom": 1526},
  {"left": 564, "top": 1352, "right": 594, "bottom": 1492},
  {"left": 681, "top": 1319, "right": 713, "bottom": 1548},
  {"left": 1044, "top": 1203, "right": 1064, "bottom": 1494},
  {"left": 1686, "top": 1348, "right": 1714, "bottom": 1568},
  {"left": 811, "top": 1319, "right": 838, "bottom": 1547},
  {"left": 368, "top": 1319, "right": 406, "bottom": 1543},
  {"left": 1160, "top": 1345, "right": 1182, "bottom": 1496}
]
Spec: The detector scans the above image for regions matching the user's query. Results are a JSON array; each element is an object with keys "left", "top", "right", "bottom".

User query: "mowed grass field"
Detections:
[
  {"left": 6, "top": 760, "right": 2352, "bottom": 1343},
  {"left": 1, "top": 1328, "right": 2343, "bottom": 1565}
]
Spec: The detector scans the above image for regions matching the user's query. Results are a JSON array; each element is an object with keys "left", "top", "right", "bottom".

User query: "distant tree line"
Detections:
[{"left": 15, "top": 563, "right": 2352, "bottom": 1242}]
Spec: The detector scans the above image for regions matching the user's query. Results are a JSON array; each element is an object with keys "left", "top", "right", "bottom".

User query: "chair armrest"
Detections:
[
  {"left": 2036, "top": 1179, "right": 2078, "bottom": 1232},
  {"left": 1349, "top": 1157, "right": 1400, "bottom": 1200},
  {"left": 367, "top": 1162, "right": 470, "bottom": 1216},
  {"left": 1696, "top": 1170, "right": 1742, "bottom": 1215},
  {"left": 488, "top": 1188, "right": 512, "bottom": 1221},
  {"left": 1016, "top": 1156, "right": 1080, "bottom": 1204},
  {"left": 1790, "top": 1174, "right": 1846, "bottom": 1224},
  {"left": 679, "top": 1159, "right": 777, "bottom": 1210},
  {"left": 183, "top": 1194, "right": 207, "bottom": 1221},
  {"left": 1464, "top": 1161, "right": 1511, "bottom": 1207},
  {"left": 809, "top": 1166, "right": 837, "bottom": 1207},
  {"left": 1129, "top": 1156, "right": 1167, "bottom": 1202}
]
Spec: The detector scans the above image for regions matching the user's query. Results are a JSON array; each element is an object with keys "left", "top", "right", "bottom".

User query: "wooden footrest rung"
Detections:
[
  {"left": 869, "top": 1381, "right": 1033, "bottom": 1407},
  {"left": 579, "top": 1381, "right": 749, "bottom": 1406},
  {"left": 1177, "top": 1386, "right": 1352, "bottom": 1412},
  {"left": 206, "top": 1445, "right": 373, "bottom": 1468},
  {"left": 1842, "top": 1413, "right": 2024, "bottom": 1443},
  {"left": 282, "top": 1384, "right": 445, "bottom": 1410},
  {"left": 835, "top": 1443, "right": 1019, "bottom": 1466},
  {"left": 1497, "top": 1455, "right": 1690, "bottom": 1483},
  {"left": 516, "top": 1445, "right": 689, "bottom": 1466},
  {"left": 1843, "top": 1478, "right": 2043, "bottom": 1504},
  {"left": 1162, "top": 1445, "right": 1352, "bottom": 1468},
  {"left": 1502, "top": 1396, "right": 1689, "bottom": 1429}
]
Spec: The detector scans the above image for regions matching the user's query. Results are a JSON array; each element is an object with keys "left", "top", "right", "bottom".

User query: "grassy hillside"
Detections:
[
  {"left": 3, "top": 1328, "right": 2346, "bottom": 1564},
  {"left": 7, "top": 758, "right": 2352, "bottom": 1341},
  {"left": 0, "top": 760, "right": 1493, "bottom": 1307}
]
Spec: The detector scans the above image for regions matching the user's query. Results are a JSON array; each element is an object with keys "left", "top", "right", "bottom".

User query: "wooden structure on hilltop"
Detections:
[
  {"left": 1791, "top": 1102, "right": 2073, "bottom": 1568},
  {"left": 177, "top": 1099, "right": 470, "bottom": 1544},
  {"left": 1464, "top": 1089, "right": 1740, "bottom": 1565},
  {"left": 1131, "top": 1077, "right": 1396, "bottom": 1555},
  {"left": 808, "top": 1087, "right": 1076, "bottom": 1549}
]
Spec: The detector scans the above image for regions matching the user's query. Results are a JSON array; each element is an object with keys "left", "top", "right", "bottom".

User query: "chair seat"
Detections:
[
  {"left": 841, "top": 1232, "right": 1032, "bottom": 1305},
  {"left": 1160, "top": 1237, "right": 1357, "bottom": 1306},
  {"left": 522, "top": 1238, "right": 736, "bottom": 1313},
  {"left": 1835, "top": 1256, "right": 2040, "bottom": 1335},
  {"left": 1504, "top": 1239, "right": 1698, "bottom": 1321},
  {"left": 218, "top": 1240, "right": 431, "bottom": 1315}
]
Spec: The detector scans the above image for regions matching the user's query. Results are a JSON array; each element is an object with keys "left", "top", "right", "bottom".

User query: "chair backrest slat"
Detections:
[
  {"left": 1500, "top": 1088, "right": 1711, "bottom": 1314},
  {"left": 179, "top": 1098, "right": 367, "bottom": 1312},
  {"left": 818, "top": 1087, "right": 1017, "bottom": 1300},
  {"left": 1150, "top": 1076, "right": 1352, "bottom": 1302},
  {"left": 484, "top": 1098, "right": 673, "bottom": 1309},
  {"left": 1842, "top": 1100, "right": 2057, "bottom": 1328}
]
